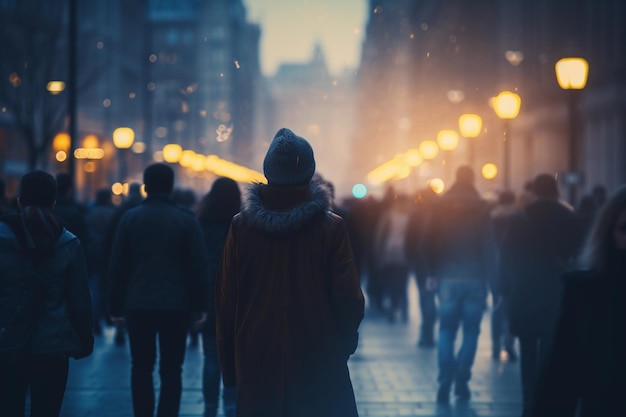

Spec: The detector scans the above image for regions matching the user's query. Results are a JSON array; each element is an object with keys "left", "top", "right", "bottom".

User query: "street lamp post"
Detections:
[
  {"left": 555, "top": 57, "right": 589, "bottom": 206},
  {"left": 458, "top": 114, "right": 483, "bottom": 169},
  {"left": 493, "top": 91, "right": 521, "bottom": 190}
]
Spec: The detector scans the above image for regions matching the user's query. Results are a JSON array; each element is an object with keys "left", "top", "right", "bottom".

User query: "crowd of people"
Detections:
[{"left": 0, "top": 126, "right": 624, "bottom": 417}]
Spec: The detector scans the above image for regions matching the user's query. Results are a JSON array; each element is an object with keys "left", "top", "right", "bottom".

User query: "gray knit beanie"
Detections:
[{"left": 263, "top": 128, "right": 315, "bottom": 186}]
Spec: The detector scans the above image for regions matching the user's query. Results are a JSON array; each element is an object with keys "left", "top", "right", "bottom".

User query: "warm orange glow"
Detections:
[
  {"left": 493, "top": 91, "right": 521, "bottom": 120},
  {"left": 113, "top": 127, "right": 135, "bottom": 149},
  {"left": 459, "top": 114, "right": 483, "bottom": 138},
  {"left": 74, "top": 148, "right": 104, "bottom": 159},
  {"left": 53, "top": 132, "right": 71, "bottom": 153},
  {"left": 482, "top": 163, "right": 498, "bottom": 180},
  {"left": 404, "top": 148, "right": 423, "bottom": 167},
  {"left": 429, "top": 178, "right": 445, "bottom": 194},
  {"left": 82, "top": 134, "right": 99, "bottom": 148},
  {"left": 555, "top": 57, "right": 589, "bottom": 90},
  {"left": 179, "top": 150, "right": 196, "bottom": 168},
  {"left": 162, "top": 144, "right": 183, "bottom": 163},
  {"left": 55, "top": 151, "right": 67, "bottom": 162},
  {"left": 46, "top": 81, "right": 65, "bottom": 94},
  {"left": 437, "top": 130, "right": 459, "bottom": 151},
  {"left": 132, "top": 142, "right": 146, "bottom": 154},
  {"left": 419, "top": 140, "right": 439, "bottom": 160},
  {"left": 366, "top": 160, "right": 399, "bottom": 185},
  {"left": 111, "top": 182, "right": 124, "bottom": 195},
  {"left": 84, "top": 161, "right": 96, "bottom": 173}
]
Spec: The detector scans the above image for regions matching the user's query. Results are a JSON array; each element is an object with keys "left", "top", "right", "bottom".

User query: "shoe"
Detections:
[
  {"left": 455, "top": 381, "right": 471, "bottom": 401},
  {"left": 436, "top": 384, "right": 451, "bottom": 405}
]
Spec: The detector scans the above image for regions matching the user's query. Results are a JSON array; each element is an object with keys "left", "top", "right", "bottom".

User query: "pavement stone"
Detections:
[{"left": 58, "top": 278, "right": 523, "bottom": 416}]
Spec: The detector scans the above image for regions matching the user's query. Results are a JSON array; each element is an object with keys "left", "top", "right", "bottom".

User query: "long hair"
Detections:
[
  {"left": 18, "top": 170, "right": 63, "bottom": 262},
  {"left": 196, "top": 177, "right": 241, "bottom": 225},
  {"left": 579, "top": 185, "right": 626, "bottom": 274}
]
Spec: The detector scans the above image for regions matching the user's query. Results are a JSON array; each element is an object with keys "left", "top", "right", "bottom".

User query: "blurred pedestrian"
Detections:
[
  {"left": 85, "top": 188, "right": 116, "bottom": 335},
  {"left": 406, "top": 186, "right": 439, "bottom": 347},
  {"left": 103, "top": 182, "right": 144, "bottom": 346},
  {"left": 490, "top": 190, "right": 518, "bottom": 361},
  {"left": 216, "top": 128, "right": 364, "bottom": 417},
  {"left": 499, "top": 173, "right": 584, "bottom": 417},
  {"left": 531, "top": 185, "right": 626, "bottom": 417},
  {"left": 195, "top": 177, "right": 241, "bottom": 417},
  {"left": 421, "top": 166, "right": 497, "bottom": 404},
  {"left": 0, "top": 170, "right": 93, "bottom": 417},
  {"left": 0, "top": 177, "right": 13, "bottom": 215},
  {"left": 108, "top": 164, "right": 210, "bottom": 417},
  {"left": 54, "top": 172, "right": 88, "bottom": 245},
  {"left": 373, "top": 192, "right": 412, "bottom": 323}
]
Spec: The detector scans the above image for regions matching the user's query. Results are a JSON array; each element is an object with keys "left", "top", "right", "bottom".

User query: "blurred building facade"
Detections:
[
  {"left": 355, "top": 0, "right": 626, "bottom": 201},
  {"left": 265, "top": 43, "right": 358, "bottom": 196}
]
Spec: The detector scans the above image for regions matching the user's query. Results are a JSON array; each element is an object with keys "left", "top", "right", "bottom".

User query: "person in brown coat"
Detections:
[{"left": 216, "top": 128, "right": 365, "bottom": 417}]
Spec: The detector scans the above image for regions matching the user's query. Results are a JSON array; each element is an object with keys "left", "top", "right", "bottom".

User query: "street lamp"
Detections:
[
  {"left": 113, "top": 127, "right": 135, "bottom": 180},
  {"left": 437, "top": 130, "right": 459, "bottom": 184},
  {"left": 493, "top": 91, "right": 521, "bottom": 190},
  {"left": 458, "top": 114, "right": 482, "bottom": 168},
  {"left": 555, "top": 57, "right": 589, "bottom": 205}
]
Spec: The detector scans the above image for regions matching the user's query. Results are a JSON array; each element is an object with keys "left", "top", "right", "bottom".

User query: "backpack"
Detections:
[{"left": 0, "top": 253, "right": 44, "bottom": 357}]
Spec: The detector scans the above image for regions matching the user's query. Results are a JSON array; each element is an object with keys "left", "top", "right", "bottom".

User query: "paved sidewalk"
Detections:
[{"left": 60, "top": 279, "right": 523, "bottom": 416}]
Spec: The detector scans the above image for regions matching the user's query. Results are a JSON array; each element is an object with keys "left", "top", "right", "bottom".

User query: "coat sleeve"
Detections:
[
  {"left": 215, "top": 223, "right": 238, "bottom": 388},
  {"left": 329, "top": 219, "right": 365, "bottom": 359},
  {"left": 67, "top": 240, "right": 94, "bottom": 359},
  {"left": 107, "top": 215, "right": 132, "bottom": 317}
]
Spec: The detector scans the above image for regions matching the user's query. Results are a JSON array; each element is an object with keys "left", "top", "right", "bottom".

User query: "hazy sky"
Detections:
[{"left": 245, "top": 0, "right": 368, "bottom": 77}]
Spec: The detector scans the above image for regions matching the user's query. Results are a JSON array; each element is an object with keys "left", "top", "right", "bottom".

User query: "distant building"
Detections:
[
  {"left": 267, "top": 43, "right": 358, "bottom": 196},
  {"left": 354, "top": 0, "right": 626, "bottom": 200}
]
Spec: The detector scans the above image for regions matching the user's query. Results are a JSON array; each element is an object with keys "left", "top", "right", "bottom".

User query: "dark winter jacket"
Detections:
[
  {"left": 216, "top": 182, "right": 364, "bottom": 417},
  {"left": 532, "top": 258, "right": 626, "bottom": 417},
  {"left": 499, "top": 198, "right": 584, "bottom": 336},
  {"left": 0, "top": 215, "right": 93, "bottom": 358},
  {"left": 108, "top": 194, "right": 210, "bottom": 315},
  {"left": 421, "top": 183, "right": 497, "bottom": 286}
]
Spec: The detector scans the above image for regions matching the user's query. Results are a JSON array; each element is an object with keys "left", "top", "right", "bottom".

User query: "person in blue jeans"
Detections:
[{"left": 421, "top": 166, "right": 497, "bottom": 404}]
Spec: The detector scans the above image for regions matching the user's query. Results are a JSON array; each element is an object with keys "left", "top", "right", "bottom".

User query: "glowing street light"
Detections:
[
  {"left": 112, "top": 127, "right": 135, "bottom": 149},
  {"left": 493, "top": 91, "right": 521, "bottom": 189},
  {"left": 555, "top": 57, "right": 589, "bottom": 90},
  {"left": 459, "top": 114, "right": 483, "bottom": 168},
  {"left": 419, "top": 140, "right": 439, "bottom": 160},
  {"left": 437, "top": 130, "right": 459, "bottom": 151},
  {"left": 555, "top": 57, "right": 589, "bottom": 205},
  {"left": 46, "top": 81, "right": 66, "bottom": 95},
  {"left": 162, "top": 144, "right": 183, "bottom": 163},
  {"left": 482, "top": 163, "right": 498, "bottom": 180}
]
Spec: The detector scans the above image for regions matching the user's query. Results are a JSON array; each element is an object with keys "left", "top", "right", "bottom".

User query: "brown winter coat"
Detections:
[{"left": 216, "top": 182, "right": 364, "bottom": 417}]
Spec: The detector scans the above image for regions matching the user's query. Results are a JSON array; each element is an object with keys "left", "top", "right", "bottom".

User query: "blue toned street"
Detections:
[{"left": 60, "top": 278, "right": 522, "bottom": 417}]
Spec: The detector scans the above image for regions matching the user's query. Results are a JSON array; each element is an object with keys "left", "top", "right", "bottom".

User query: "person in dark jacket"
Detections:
[
  {"left": 499, "top": 173, "right": 584, "bottom": 417},
  {"left": 195, "top": 177, "right": 241, "bottom": 417},
  {"left": 531, "top": 185, "right": 626, "bottom": 417},
  {"left": 0, "top": 170, "right": 93, "bottom": 417},
  {"left": 103, "top": 182, "right": 144, "bottom": 346},
  {"left": 216, "top": 128, "right": 365, "bottom": 417},
  {"left": 54, "top": 172, "right": 88, "bottom": 245},
  {"left": 108, "top": 163, "right": 211, "bottom": 417},
  {"left": 421, "top": 166, "right": 497, "bottom": 404}
]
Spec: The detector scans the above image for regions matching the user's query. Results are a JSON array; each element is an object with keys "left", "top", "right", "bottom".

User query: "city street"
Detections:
[{"left": 60, "top": 278, "right": 522, "bottom": 417}]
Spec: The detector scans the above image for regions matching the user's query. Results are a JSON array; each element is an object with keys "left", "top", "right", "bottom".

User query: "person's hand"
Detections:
[
  {"left": 110, "top": 316, "right": 125, "bottom": 325},
  {"left": 191, "top": 312, "right": 208, "bottom": 332},
  {"left": 426, "top": 277, "right": 438, "bottom": 291}
]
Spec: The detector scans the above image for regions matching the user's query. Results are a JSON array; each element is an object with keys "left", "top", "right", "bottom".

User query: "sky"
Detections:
[{"left": 244, "top": 0, "right": 368, "bottom": 77}]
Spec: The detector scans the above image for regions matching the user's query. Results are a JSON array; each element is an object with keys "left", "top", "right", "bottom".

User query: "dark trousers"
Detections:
[
  {"left": 416, "top": 275, "right": 437, "bottom": 341},
  {"left": 0, "top": 355, "right": 69, "bottom": 417},
  {"left": 518, "top": 329, "right": 553, "bottom": 416},
  {"left": 201, "top": 331, "right": 236, "bottom": 417},
  {"left": 126, "top": 309, "right": 189, "bottom": 417}
]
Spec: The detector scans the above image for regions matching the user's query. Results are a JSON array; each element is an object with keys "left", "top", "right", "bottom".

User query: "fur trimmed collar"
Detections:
[{"left": 241, "top": 181, "right": 332, "bottom": 235}]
